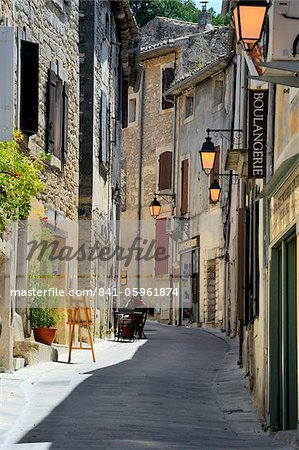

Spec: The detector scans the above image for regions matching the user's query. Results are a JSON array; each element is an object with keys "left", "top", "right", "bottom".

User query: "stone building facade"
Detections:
[
  {"left": 78, "top": 0, "right": 139, "bottom": 337},
  {"left": 120, "top": 16, "right": 231, "bottom": 322},
  {"left": 165, "top": 53, "right": 236, "bottom": 326},
  {"left": 0, "top": 0, "right": 139, "bottom": 369},
  {"left": 0, "top": 0, "right": 80, "bottom": 370}
]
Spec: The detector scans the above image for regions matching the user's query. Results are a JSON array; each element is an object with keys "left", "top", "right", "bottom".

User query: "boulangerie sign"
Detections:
[{"left": 248, "top": 89, "right": 268, "bottom": 178}]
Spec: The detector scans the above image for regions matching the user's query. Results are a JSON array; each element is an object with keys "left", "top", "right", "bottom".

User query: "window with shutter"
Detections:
[
  {"left": 181, "top": 159, "right": 189, "bottom": 216},
  {"left": 46, "top": 69, "right": 56, "bottom": 154},
  {"left": 0, "top": 27, "right": 14, "bottom": 142},
  {"left": 122, "top": 78, "right": 129, "bottom": 128},
  {"left": 62, "top": 82, "right": 69, "bottom": 162},
  {"left": 155, "top": 218, "right": 169, "bottom": 276},
  {"left": 46, "top": 68, "right": 69, "bottom": 162},
  {"left": 121, "top": 159, "right": 127, "bottom": 212},
  {"left": 158, "top": 151, "right": 172, "bottom": 191},
  {"left": 20, "top": 40, "right": 39, "bottom": 136},
  {"left": 162, "top": 67, "right": 174, "bottom": 110},
  {"left": 100, "top": 90, "right": 108, "bottom": 164}
]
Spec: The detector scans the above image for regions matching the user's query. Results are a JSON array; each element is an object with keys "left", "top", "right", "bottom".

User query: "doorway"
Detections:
[{"left": 269, "top": 229, "right": 297, "bottom": 430}]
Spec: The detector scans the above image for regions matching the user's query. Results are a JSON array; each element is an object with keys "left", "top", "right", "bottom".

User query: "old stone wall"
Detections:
[{"left": 13, "top": 0, "right": 80, "bottom": 220}]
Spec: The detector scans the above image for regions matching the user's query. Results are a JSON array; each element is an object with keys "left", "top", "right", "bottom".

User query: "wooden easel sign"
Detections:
[{"left": 66, "top": 296, "right": 96, "bottom": 363}]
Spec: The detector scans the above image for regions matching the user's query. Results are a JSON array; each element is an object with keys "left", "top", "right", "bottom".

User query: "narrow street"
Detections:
[{"left": 0, "top": 324, "right": 290, "bottom": 450}]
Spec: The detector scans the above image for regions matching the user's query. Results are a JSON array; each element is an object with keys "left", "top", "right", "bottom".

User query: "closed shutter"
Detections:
[
  {"left": 0, "top": 27, "right": 14, "bottom": 142},
  {"left": 162, "top": 67, "right": 174, "bottom": 110},
  {"left": 155, "top": 218, "right": 169, "bottom": 276},
  {"left": 121, "top": 159, "right": 127, "bottom": 212},
  {"left": 122, "top": 78, "right": 128, "bottom": 128},
  {"left": 158, "top": 151, "right": 172, "bottom": 190},
  {"left": 100, "top": 90, "right": 107, "bottom": 163},
  {"left": 20, "top": 41, "right": 39, "bottom": 136},
  {"left": 46, "top": 69, "right": 56, "bottom": 153},
  {"left": 180, "top": 159, "right": 189, "bottom": 216},
  {"left": 62, "top": 82, "right": 69, "bottom": 162}
]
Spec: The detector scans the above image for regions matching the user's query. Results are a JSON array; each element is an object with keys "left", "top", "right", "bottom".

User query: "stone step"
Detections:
[{"left": 13, "top": 340, "right": 58, "bottom": 366}]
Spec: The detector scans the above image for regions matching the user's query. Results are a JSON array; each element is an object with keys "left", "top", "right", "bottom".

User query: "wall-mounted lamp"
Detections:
[
  {"left": 209, "top": 179, "right": 222, "bottom": 205},
  {"left": 233, "top": 0, "right": 270, "bottom": 52},
  {"left": 149, "top": 193, "right": 175, "bottom": 219},
  {"left": 199, "top": 135, "right": 217, "bottom": 176}
]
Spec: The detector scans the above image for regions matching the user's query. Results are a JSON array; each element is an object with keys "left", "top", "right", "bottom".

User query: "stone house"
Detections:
[
  {"left": 0, "top": 0, "right": 139, "bottom": 370},
  {"left": 78, "top": 0, "right": 139, "bottom": 337},
  {"left": 0, "top": 0, "right": 80, "bottom": 370},
  {"left": 165, "top": 52, "right": 236, "bottom": 327},
  {"left": 120, "top": 14, "right": 231, "bottom": 322},
  {"left": 222, "top": 0, "right": 299, "bottom": 437}
]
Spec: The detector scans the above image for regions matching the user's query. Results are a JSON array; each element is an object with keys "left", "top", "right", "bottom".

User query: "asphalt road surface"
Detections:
[{"left": 11, "top": 323, "right": 290, "bottom": 450}]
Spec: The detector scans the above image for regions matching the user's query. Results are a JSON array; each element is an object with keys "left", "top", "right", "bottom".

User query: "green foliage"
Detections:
[
  {"left": 130, "top": 1, "right": 229, "bottom": 27},
  {"left": 28, "top": 225, "right": 63, "bottom": 329},
  {"left": 29, "top": 299, "right": 57, "bottom": 329},
  {"left": 209, "top": 7, "right": 230, "bottom": 26},
  {"left": 130, "top": 0, "right": 199, "bottom": 26},
  {"left": 0, "top": 132, "right": 44, "bottom": 233}
]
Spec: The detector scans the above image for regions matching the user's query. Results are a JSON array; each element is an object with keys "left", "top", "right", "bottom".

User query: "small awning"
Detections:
[
  {"left": 258, "top": 154, "right": 299, "bottom": 199},
  {"left": 249, "top": 60, "right": 299, "bottom": 88}
]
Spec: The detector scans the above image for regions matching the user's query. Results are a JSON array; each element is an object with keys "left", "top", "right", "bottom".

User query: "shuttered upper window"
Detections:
[
  {"left": 20, "top": 40, "right": 39, "bottom": 136},
  {"left": 181, "top": 159, "right": 189, "bottom": 216},
  {"left": 158, "top": 151, "right": 172, "bottom": 191},
  {"left": 46, "top": 69, "right": 69, "bottom": 162},
  {"left": 162, "top": 67, "right": 174, "bottom": 110},
  {"left": 155, "top": 218, "right": 169, "bottom": 276}
]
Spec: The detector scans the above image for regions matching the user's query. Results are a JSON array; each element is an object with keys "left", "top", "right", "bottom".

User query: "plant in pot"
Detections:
[{"left": 29, "top": 297, "right": 59, "bottom": 346}]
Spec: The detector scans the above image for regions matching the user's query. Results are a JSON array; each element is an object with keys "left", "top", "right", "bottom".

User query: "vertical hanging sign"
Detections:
[{"left": 248, "top": 89, "right": 268, "bottom": 179}]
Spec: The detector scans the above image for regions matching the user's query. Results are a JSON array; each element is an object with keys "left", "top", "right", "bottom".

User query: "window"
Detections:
[
  {"left": 100, "top": 90, "right": 109, "bottom": 164},
  {"left": 155, "top": 218, "right": 169, "bottom": 276},
  {"left": 46, "top": 69, "right": 69, "bottom": 162},
  {"left": 184, "top": 92, "right": 194, "bottom": 121},
  {"left": 214, "top": 79, "right": 224, "bottom": 107},
  {"left": 161, "top": 67, "right": 174, "bottom": 110},
  {"left": 181, "top": 159, "right": 189, "bottom": 215},
  {"left": 128, "top": 95, "right": 138, "bottom": 126},
  {"left": 20, "top": 40, "right": 39, "bottom": 136},
  {"left": 158, "top": 151, "right": 172, "bottom": 191},
  {"left": 122, "top": 78, "right": 129, "bottom": 128}
]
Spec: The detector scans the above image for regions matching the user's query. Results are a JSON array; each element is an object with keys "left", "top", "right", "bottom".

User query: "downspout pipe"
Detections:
[{"left": 136, "top": 68, "right": 145, "bottom": 290}]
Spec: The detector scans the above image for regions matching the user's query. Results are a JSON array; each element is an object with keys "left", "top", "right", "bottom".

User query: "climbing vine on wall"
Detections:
[{"left": 0, "top": 132, "right": 45, "bottom": 234}]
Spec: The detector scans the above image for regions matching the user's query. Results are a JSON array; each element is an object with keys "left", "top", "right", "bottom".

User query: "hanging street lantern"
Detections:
[
  {"left": 233, "top": 0, "right": 270, "bottom": 51},
  {"left": 199, "top": 135, "right": 217, "bottom": 176},
  {"left": 149, "top": 196, "right": 162, "bottom": 219},
  {"left": 209, "top": 179, "right": 221, "bottom": 205}
]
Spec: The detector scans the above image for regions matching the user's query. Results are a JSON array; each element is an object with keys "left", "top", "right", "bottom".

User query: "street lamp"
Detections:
[
  {"left": 209, "top": 179, "right": 221, "bottom": 205},
  {"left": 149, "top": 192, "right": 175, "bottom": 219},
  {"left": 199, "top": 135, "right": 217, "bottom": 175},
  {"left": 233, "top": 0, "right": 270, "bottom": 51},
  {"left": 149, "top": 196, "right": 161, "bottom": 219}
]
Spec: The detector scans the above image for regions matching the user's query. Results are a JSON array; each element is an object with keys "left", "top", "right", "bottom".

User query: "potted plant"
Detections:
[{"left": 29, "top": 297, "right": 59, "bottom": 346}]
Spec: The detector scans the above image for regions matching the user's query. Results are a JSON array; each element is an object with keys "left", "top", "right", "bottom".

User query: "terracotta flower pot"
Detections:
[{"left": 33, "top": 327, "right": 57, "bottom": 346}]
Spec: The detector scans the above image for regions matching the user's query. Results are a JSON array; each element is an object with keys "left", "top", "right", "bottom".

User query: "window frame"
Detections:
[
  {"left": 160, "top": 63, "right": 175, "bottom": 113},
  {"left": 184, "top": 89, "right": 195, "bottom": 124},
  {"left": 213, "top": 76, "right": 225, "bottom": 112},
  {"left": 128, "top": 92, "right": 139, "bottom": 127}
]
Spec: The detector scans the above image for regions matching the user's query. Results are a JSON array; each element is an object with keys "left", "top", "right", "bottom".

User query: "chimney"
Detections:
[{"left": 199, "top": 1, "right": 212, "bottom": 29}]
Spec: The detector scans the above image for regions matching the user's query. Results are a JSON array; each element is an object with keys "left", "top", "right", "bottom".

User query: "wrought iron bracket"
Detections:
[{"left": 206, "top": 128, "right": 243, "bottom": 145}]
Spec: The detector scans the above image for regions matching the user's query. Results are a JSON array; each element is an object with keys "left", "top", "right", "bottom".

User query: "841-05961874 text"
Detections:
[{"left": 98, "top": 288, "right": 179, "bottom": 297}]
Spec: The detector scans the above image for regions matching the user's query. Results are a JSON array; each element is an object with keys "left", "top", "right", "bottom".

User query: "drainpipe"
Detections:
[
  {"left": 222, "top": 60, "right": 237, "bottom": 334},
  {"left": 136, "top": 68, "right": 145, "bottom": 291},
  {"left": 264, "top": 81, "right": 276, "bottom": 421},
  {"left": 238, "top": 55, "right": 248, "bottom": 368}
]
